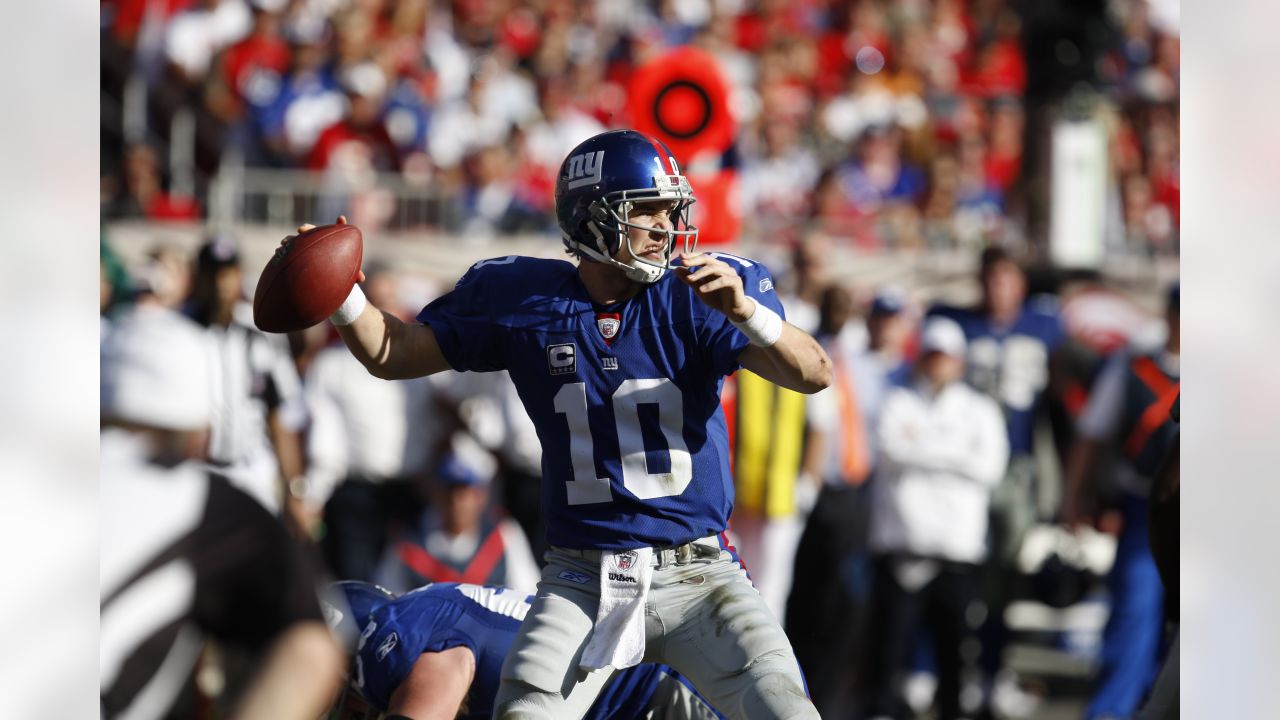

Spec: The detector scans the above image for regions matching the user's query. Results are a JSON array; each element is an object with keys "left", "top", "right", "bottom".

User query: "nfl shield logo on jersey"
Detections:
[
  {"left": 596, "top": 313, "right": 621, "bottom": 345},
  {"left": 614, "top": 551, "right": 638, "bottom": 571}
]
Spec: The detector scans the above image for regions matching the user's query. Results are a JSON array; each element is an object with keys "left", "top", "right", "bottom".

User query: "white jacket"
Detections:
[{"left": 870, "top": 379, "right": 1010, "bottom": 564}]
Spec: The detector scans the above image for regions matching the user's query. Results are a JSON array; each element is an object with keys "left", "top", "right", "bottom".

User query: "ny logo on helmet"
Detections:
[{"left": 565, "top": 151, "right": 605, "bottom": 189}]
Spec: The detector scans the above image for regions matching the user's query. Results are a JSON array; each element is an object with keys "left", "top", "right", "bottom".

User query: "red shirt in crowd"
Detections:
[
  {"left": 222, "top": 35, "right": 291, "bottom": 109},
  {"left": 307, "top": 120, "right": 402, "bottom": 172}
]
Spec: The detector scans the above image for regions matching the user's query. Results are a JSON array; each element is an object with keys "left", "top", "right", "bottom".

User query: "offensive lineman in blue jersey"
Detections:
[
  {"left": 323, "top": 581, "right": 722, "bottom": 720},
  {"left": 286, "top": 129, "right": 830, "bottom": 719}
]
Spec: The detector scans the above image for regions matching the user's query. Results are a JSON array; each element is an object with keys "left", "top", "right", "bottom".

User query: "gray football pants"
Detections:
[{"left": 493, "top": 540, "right": 818, "bottom": 720}]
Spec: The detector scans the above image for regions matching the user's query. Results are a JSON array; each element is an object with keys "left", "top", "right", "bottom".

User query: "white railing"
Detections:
[{"left": 208, "top": 166, "right": 460, "bottom": 238}]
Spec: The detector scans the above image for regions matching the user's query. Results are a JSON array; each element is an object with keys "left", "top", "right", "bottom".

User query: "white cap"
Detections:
[
  {"left": 101, "top": 306, "right": 213, "bottom": 431},
  {"left": 919, "top": 317, "right": 967, "bottom": 357},
  {"left": 340, "top": 62, "right": 388, "bottom": 100}
]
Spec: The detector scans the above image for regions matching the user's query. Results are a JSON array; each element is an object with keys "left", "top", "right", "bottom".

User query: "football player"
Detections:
[
  {"left": 287, "top": 129, "right": 829, "bottom": 718},
  {"left": 323, "top": 581, "right": 721, "bottom": 719}
]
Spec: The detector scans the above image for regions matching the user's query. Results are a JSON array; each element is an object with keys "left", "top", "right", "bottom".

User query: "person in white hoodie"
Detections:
[{"left": 865, "top": 316, "right": 1010, "bottom": 720}]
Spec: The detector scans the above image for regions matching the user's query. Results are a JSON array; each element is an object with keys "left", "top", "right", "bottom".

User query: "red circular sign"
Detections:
[{"left": 629, "top": 47, "right": 734, "bottom": 161}]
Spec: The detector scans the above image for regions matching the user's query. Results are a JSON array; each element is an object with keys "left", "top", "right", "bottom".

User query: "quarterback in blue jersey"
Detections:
[
  {"left": 324, "top": 581, "right": 722, "bottom": 720},
  {"left": 288, "top": 129, "right": 829, "bottom": 719}
]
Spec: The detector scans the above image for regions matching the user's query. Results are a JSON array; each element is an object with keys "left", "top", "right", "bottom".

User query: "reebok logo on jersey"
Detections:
[
  {"left": 559, "top": 570, "right": 592, "bottom": 584},
  {"left": 376, "top": 632, "right": 399, "bottom": 661},
  {"left": 608, "top": 572, "right": 637, "bottom": 583},
  {"left": 759, "top": 278, "right": 774, "bottom": 293},
  {"left": 547, "top": 343, "right": 577, "bottom": 376}
]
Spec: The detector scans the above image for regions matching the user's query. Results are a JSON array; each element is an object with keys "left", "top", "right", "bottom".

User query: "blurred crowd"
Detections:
[
  {"left": 101, "top": 0, "right": 1179, "bottom": 254},
  {"left": 100, "top": 226, "right": 1179, "bottom": 719}
]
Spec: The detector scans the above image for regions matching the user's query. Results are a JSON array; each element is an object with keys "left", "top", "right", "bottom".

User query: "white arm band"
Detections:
[
  {"left": 329, "top": 284, "right": 367, "bottom": 326},
  {"left": 730, "top": 297, "right": 784, "bottom": 347}
]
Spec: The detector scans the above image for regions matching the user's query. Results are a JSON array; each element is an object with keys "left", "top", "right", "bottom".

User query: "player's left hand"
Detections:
[{"left": 674, "top": 253, "right": 754, "bottom": 322}]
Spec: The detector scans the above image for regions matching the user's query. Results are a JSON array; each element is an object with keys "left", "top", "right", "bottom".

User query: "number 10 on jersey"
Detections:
[{"left": 553, "top": 378, "right": 693, "bottom": 505}]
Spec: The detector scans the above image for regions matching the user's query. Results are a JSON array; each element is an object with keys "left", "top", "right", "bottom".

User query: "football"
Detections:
[{"left": 252, "top": 223, "right": 363, "bottom": 333}]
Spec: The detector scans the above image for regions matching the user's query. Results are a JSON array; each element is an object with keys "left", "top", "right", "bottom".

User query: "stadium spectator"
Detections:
[
  {"left": 307, "top": 61, "right": 400, "bottom": 173},
  {"left": 865, "top": 316, "right": 1010, "bottom": 720},
  {"left": 738, "top": 119, "right": 821, "bottom": 244},
  {"left": 834, "top": 124, "right": 928, "bottom": 249},
  {"left": 1062, "top": 283, "right": 1179, "bottom": 719},
  {"left": 206, "top": 0, "right": 291, "bottom": 165},
  {"left": 185, "top": 235, "right": 307, "bottom": 514},
  {"left": 455, "top": 143, "right": 544, "bottom": 237},
  {"left": 375, "top": 445, "right": 541, "bottom": 596},
  {"left": 101, "top": 300, "right": 343, "bottom": 720},
  {"left": 260, "top": 21, "right": 345, "bottom": 163},
  {"left": 105, "top": 142, "right": 200, "bottom": 220},
  {"left": 300, "top": 265, "right": 440, "bottom": 580},
  {"left": 427, "top": 56, "right": 537, "bottom": 173}
]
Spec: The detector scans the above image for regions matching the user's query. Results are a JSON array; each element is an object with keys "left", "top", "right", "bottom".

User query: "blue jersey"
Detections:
[
  {"left": 928, "top": 298, "right": 1065, "bottom": 456},
  {"left": 418, "top": 254, "right": 784, "bottom": 549},
  {"left": 352, "top": 583, "right": 715, "bottom": 719}
]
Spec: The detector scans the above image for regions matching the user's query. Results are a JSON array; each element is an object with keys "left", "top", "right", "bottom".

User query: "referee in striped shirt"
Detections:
[{"left": 101, "top": 301, "right": 342, "bottom": 720}]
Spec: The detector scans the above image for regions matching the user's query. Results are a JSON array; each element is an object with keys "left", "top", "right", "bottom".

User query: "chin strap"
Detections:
[{"left": 577, "top": 224, "right": 668, "bottom": 284}]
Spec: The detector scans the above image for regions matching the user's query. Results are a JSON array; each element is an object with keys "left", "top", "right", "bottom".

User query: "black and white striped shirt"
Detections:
[{"left": 100, "top": 430, "right": 324, "bottom": 720}]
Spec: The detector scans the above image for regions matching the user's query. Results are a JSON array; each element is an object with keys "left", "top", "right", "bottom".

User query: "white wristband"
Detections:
[
  {"left": 329, "top": 284, "right": 367, "bottom": 326},
  {"left": 730, "top": 297, "right": 784, "bottom": 347}
]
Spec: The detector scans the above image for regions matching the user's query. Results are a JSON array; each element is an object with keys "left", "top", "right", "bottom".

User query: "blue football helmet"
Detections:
[
  {"left": 555, "top": 129, "right": 698, "bottom": 284},
  {"left": 321, "top": 581, "right": 395, "bottom": 651}
]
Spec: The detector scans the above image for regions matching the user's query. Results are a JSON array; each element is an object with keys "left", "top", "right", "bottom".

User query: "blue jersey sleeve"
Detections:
[
  {"left": 1027, "top": 294, "right": 1067, "bottom": 350},
  {"left": 693, "top": 252, "right": 786, "bottom": 377},
  {"left": 416, "top": 258, "right": 513, "bottom": 372}
]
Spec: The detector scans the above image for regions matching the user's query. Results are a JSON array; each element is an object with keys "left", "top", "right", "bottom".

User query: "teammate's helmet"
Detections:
[
  {"left": 555, "top": 129, "right": 698, "bottom": 284},
  {"left": 321, "top": 581, "right": 395, "bottom": 651}
]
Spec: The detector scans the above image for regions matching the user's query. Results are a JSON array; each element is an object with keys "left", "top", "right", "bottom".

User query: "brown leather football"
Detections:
[{"left": 252, "top": 223, "right": 363, "bottom": 333}]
